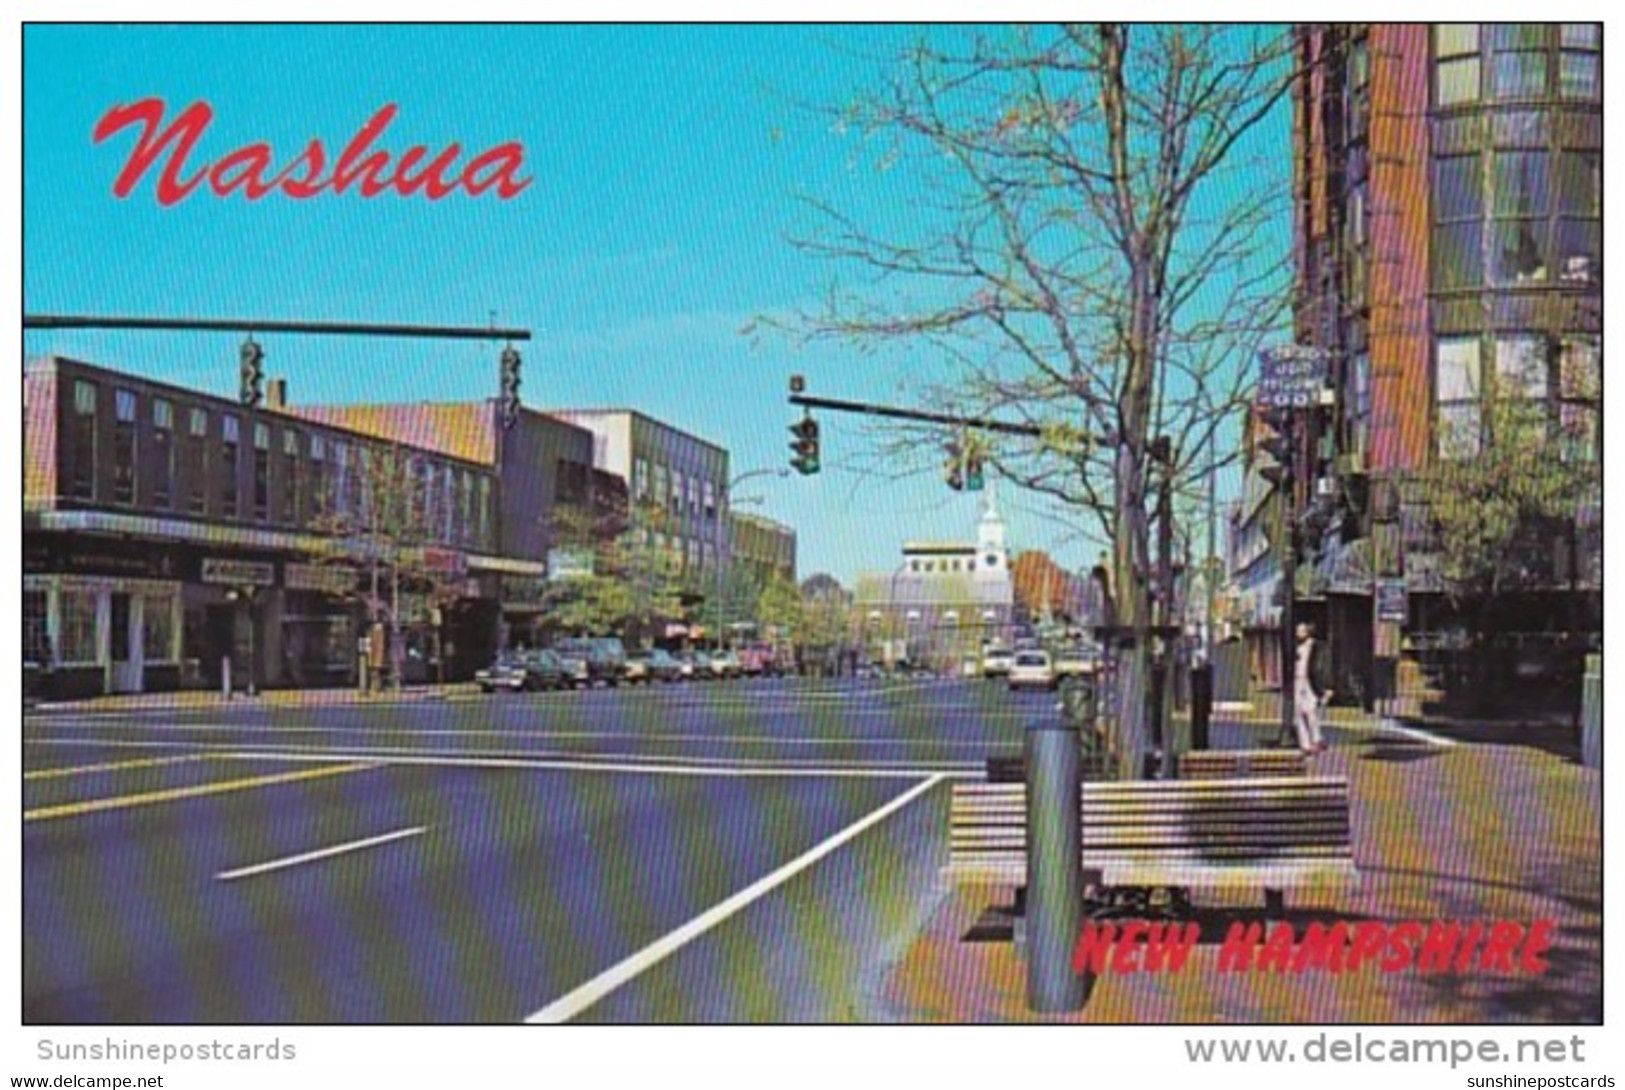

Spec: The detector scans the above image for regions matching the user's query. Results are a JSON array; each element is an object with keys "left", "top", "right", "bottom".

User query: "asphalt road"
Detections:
[{"left": 22, "top": 677, "right": 1289, "bottom": 1024}]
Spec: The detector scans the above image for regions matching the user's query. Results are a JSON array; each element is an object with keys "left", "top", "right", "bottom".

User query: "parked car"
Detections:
[
  {"left": 554, "top": 637, "right": 625, "bottom": 688},
  {"left": 623, "top": 655, "right": 650, "bottom": 685},
  {"left": 476, "top": 649, "right": 567, "bottom": 693},
  {"left": 1053, "top": 646, "right": 1101, "bottom": 680},
  {"left": 709, "top": 650, "right": 742, "bottom": 679},
  {"left": 682, "top": 650, "right": 712, "bottom": 680},
  {"left": 1008, "top": 650, "right": 1057, "bottom": 691},
  {"left": 738, "top": 642, "right": 780, "bottom": 678},
  {"left": 981, "top": 648, "right": 1016, "bottom": 678},
  {"left": 629, "top": 648, "right": 684, "bottom": 684}
]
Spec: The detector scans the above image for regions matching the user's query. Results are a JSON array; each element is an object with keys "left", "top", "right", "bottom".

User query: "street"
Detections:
[
  {"left": 22, "top": 676, "right": 1113, "bottom": 1023},
  {"left": 23, "top": 677, "right": 1598, "bottom": 1024}
]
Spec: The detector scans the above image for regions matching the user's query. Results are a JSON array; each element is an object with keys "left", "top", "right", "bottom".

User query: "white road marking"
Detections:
[
  {"left": 524, "top": 773, "right": 948, "bottom": 1024},
  {"left": 217, "top": 826, "right": 427, "bottom": 881},
  {"left": 24, "top": 738, "right": 983, "bottom": 779},
  {"left": 24, "top": 719, "right": 1038, "bottom": 742},
  {"left": 23, "top": 753, "right": 212, "bottom": 780},
  {"left": 1370, "top": 718, "right": 1460, "bottom": 748}
]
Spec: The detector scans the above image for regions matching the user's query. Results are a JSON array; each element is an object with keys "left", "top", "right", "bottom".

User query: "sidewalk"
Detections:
[
  {"left": 29, "top": 683, "right": 480, "bottom": 712},
  {"left": 873, "top": 727, "right": 1601, "bottom": 1023}
]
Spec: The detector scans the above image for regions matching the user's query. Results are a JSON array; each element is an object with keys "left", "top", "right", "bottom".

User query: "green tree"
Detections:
[
  {"left": 310, "top": 443, "right": 471, "bottom": 688},
  {"left": 1420, "top": 392, "right": 1599, "bottom": 705},
  {"left": 755, "top": 574, "right": 804, "bottom": 640}
]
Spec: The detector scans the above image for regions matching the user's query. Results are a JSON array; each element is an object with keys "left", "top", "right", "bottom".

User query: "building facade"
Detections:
[
  {"left": 547, "top": 410, "right": 731, "bottom": 597},
  {"left": 24, "top": 357, "right": 505, "bottom": 697},
  {"left": 853, "top": 490, "right": 1016, "bottom": 669},
  {"left": 727, "top": 511, "right": 797, "bottom": 587},
  {"left": 1289, "top": 23, "right": 1601, "bottom": 710},
  {"left": 286, "top": 400, "right": 623, "bottom": 646}
]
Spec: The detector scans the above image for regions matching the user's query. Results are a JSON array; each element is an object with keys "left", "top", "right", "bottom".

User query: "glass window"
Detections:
[
  {"left": 1348, "top": 38, "right": 1369, "bottom": 89},
  {"left": 1559, "top": 337, "right": 1600, "bottom": 402},
  {"left": 283, "top": 432, "right": 300, "bottom": 524},
  {"left": 1492, "top": 150, "right": 1549, "bottom": 216},
  {"left": 254, "top": 422, "right": 270, "bottom": 450},
  {"left": 113, "top": 389, "right": 137, "bottom": 504},
  {"left": 1495, "top": 337, "right": 1549, "bottom": 399},
  {"left": 143, "top": 594, "right": 176, "bottom": 662},
  {"left": 1435, "top": 155, "right": 1482, "bottom": 221},
  {"left": 1561, "top": 24, "right": 1599, "bottom": 49},
  {"left": 1437, "top": 57, "right": 1481, "bottom": 106},
  {"left": 1487, "top": 25, "right": 1548, "bottom": 52},
  {"left": 58, "top": 588, "right": 100, "bottom": 664},
  {"left": 1492, "top": 52, "right": 1548, "bottom": 100},
  {"left": 1555, "top": 219, "right": 1600, "bottom": 285},
  {"left": 221, "top": 414, "right": 240, "bottom": 518},
  {"left": 1560, "top": 52, "right": 1600, "bottom": 100},
  {"left": 1558, "top": 151, "right": 1600, "bottom": 216},
  {"left": 189, "top": 407, "right": 207, "bottom": 436},
  {"left": 74, "top": 380, "right": 98, "bottom": 416},
  {"left": 1490, "top": 220, "right": 1549, "bottom": 285},
  {"left": 1433, "top": 222, "right": 1483, "bottom": 290},
  {"left": 1492, "top": 110, "right": 1548, "bottom": 147},
  {"left": 153, "top": 398, "right": 174, "bottom": 508},
  {"left": 309, "top": 434, "right": 325, "bottom": 461},
  {"left": 1438, "top": 338, "right": 1483, "bottom": 403},
  {"left": 283, "top": 430, "right": 299, "bottom": 456},
  {"left": 1436, "top": 24, "right": 1480, "bottom": 58},
  {"left": 477, "top": 476, "right": 491, "bottom": 544}
]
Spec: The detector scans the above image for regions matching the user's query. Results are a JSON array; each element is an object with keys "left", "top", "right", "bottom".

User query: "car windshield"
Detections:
[{"left": 1016, "top": 653, "right": 1048, "bottom": 666}]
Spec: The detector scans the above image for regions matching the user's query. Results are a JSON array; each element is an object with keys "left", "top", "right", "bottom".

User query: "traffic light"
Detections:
[
  {"left": 944, "top": 437, "right": 964, "bottom": 491},
  {"left": 789, "top": 414, "right": 820, "bottom": 475},
  {"left": 1258, "top": 420, "right": 1295, "bottom": 488},
  {"left": 239, "top": 338, "right": 265, "bottom": 407},
  {"left": 965, "top": 445, "right": 985, "bottom": 491},
  {"left": 499, "top": 345, "right": 522, "bottom": 429}
]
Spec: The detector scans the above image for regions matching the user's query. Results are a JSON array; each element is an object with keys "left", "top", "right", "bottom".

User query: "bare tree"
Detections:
[{"left": 771, "top": 24, "right": 1298, "bottom": 775}]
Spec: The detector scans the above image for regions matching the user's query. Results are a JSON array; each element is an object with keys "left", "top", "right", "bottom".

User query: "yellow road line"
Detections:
[
  {"left": 23, "top": 754, "right": 217, "bottom": 781},
  {"left": 23, "top": 763, "right": 378, "bottom": 822}
]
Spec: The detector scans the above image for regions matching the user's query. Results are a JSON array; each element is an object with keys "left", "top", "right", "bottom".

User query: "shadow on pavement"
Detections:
[{"left": 1401, "top": 718, "right": 1584, "bottom": 763}]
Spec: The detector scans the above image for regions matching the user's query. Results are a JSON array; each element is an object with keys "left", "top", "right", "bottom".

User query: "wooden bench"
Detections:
[
  {"left": 1178, "top": 748, "right": 1308, "bottom": 780},
  {"left": 945, "top": 777, "right": 1356, "bottom": 915}
]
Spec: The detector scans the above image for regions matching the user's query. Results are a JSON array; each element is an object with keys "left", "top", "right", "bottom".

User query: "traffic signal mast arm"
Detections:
[{"left": 788, "top": 392, "right": 1103, "bottom": 443}]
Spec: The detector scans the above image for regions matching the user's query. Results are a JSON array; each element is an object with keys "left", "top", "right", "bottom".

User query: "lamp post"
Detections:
[{"left": 714, "top": 467, "right": 789, "bottom": 649}]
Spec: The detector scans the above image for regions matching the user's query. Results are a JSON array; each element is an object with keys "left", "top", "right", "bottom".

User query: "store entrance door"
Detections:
[{"left": 109, "top": 592, "right": 145, "bottom": 694}]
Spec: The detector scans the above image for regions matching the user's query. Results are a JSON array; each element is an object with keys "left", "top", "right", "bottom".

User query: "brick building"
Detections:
[{"left": 23, "top": 356, "right": 512, "bottom": 697}]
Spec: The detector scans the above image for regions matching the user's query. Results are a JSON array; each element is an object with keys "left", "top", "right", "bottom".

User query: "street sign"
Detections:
[
  {"left": 1376, "top": 578, "right": 1408, "bottom": 624},
  {"left": 202, "top": 558, "right": 275, "bottom": 587},
  {"left": 548, "top": 548, "right": 595, "bottom": 581},
  {"left": 1258, "top": 345, "right": 1332, "bottom": 409}
]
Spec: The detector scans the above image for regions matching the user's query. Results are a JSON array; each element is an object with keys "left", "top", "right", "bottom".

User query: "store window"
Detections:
[
  {"left": 1436, "top": 337, "right": 1483, "bottom": 459},
  {"left": 142, "top": 594, "right": 177, "bottom": 662},
  {"left": 152, "top": 399, "right": 174, "bottom": 508},
  {"left": 113, "top": 388, "right": 138, "bottom": 504},
  {"left": 71, "top": 379, "right": 98, "bottom": 500},
  {"left": 58, "top": 588, "right": 100, "bottom": 664}
]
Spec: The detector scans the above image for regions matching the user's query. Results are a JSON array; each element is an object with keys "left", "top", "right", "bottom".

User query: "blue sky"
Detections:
[{"left": 24, "top": 24, "right": 1271, "bottom": 585}]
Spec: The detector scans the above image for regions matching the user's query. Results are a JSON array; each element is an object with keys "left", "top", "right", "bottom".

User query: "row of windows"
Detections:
[
  {"left": 632, "top": 458, "right": 719, "bottom": 521},
  {"left": 1433, "top": 217, "right": 1600, "bottom": 292},
  {"left": 1435, "top": 334, "right": 1599, "bottom": 460},
  {"left": 1435, "top": 24, "right": 1600, "bottom": 108},
  {"left": 1436, "top": 148, "right": 1600, "bottom": 223},
  {"left": 640, "top": 530, "right": 715, "bottom": 575},
  {"left": 67, "top": 379, "right": 491, "bottom": 546}
]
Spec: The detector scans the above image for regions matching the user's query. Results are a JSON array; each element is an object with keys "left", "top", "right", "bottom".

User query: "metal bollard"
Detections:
[{"left": 1025, "top": 715, "right": 1085, "bottom": 1013}]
